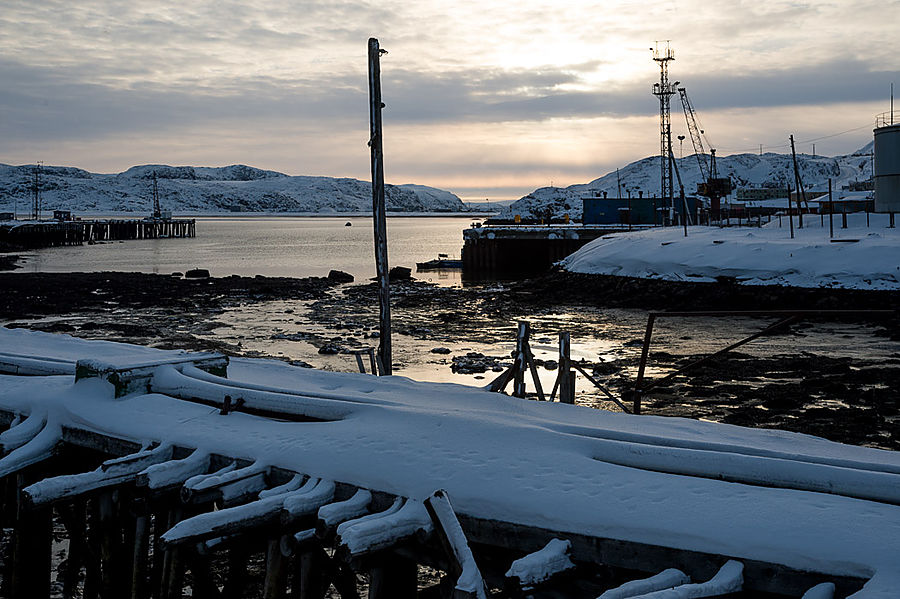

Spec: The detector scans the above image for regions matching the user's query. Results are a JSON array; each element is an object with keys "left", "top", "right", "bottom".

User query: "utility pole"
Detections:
[
  {"left": 787, "top": 184, "right": 794, "bottom": 239},
  {"left": 368, "top": 37, "right": 391, "bottom": 376},
  {"left": 790, "top": 135, "right": 805, "bottom": 229}
]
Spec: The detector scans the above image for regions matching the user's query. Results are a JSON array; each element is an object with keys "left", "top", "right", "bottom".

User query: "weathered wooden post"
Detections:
[
  {"left": 368, "top": 37, "right": 392, "bottom": 376},
  {"left": 513, "top": 322, "right": 529, "bottom": 398},
  {"left": 558, "top": 332, "right": 575, "bottom": 404}
]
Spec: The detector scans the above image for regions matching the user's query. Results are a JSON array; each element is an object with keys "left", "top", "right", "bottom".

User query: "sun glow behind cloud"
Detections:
[{"left": 0, "top": 0, "right": 897, "bottom": 200}]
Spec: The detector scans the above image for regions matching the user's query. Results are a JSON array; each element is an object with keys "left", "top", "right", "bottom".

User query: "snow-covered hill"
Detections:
[
  {"left": 0, "top": 164, "right": 467, "bottom": 214},
  {"left": 502, "top": 144, "right": 874, "bottom": 220}
]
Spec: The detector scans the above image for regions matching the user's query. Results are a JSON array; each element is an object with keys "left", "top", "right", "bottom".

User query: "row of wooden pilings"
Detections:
[
  {"left": 0, "top": 441, "right": 478, "bottom": 599},
  {"left": 0, "top": 219, "right": 195, "bottom": 249}
]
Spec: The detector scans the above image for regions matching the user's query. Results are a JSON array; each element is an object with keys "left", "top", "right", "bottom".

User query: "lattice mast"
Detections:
[
  {"left": 31, "top": 162, "right": 43, "bottom": 220},
  {"left": 651, "top": 42, "right": 676, "bottom": 210},
  {"left": 152, "top": 171, "right": 161, "bottom": 218}
]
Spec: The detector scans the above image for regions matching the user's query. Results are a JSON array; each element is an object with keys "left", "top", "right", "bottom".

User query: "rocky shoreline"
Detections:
[{"left": 2, "top": 270, "right": 898, "bottom": 450}]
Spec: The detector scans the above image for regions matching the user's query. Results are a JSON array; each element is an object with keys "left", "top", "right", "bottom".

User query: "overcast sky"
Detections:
[{"left": 1, "top": 0, "right": 897, "bottom": 200}]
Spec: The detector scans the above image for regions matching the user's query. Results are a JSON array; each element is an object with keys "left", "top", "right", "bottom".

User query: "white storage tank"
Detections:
[{"left": 874, "top": 115, "right": 900, "bottom": 212}]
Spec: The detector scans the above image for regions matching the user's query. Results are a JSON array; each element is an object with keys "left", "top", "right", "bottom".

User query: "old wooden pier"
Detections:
[
  {"left": 0, "top": 218, "right": 195, "bottom": 249},
  {"left": 0, "top": 333, "right": 893, "bottom": 598},
  {"left": 461, "top": 225, "right": 653, "bottom": 274}
]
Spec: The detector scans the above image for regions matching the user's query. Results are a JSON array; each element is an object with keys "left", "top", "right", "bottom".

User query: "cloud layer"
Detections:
[{"left": 1, "top": 0, "right": 897, "bottom": 199}]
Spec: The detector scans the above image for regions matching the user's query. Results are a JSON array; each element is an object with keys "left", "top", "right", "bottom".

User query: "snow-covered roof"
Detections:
[{"left": 1, "top": 327, "right": 900, "bottom": 596}]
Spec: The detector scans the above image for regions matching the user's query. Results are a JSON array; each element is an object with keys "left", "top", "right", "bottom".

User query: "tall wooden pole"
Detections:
[{"left": 368, "top": 37, "right": 392, "bottom": 375}]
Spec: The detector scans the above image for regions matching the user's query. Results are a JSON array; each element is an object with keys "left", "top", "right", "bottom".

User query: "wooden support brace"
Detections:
[{"left": 424, "top": 490, "right": 488, "bottom": 599}]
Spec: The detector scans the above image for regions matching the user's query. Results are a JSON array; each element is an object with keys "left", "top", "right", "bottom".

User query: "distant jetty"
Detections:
[{"left": 0, "top": 217, "right": 195, "bottom": 249}]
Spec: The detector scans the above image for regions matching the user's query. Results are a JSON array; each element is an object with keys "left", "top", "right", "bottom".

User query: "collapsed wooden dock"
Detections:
[
  {"left": 0, "top": 329, "right": 898, "bottom": 598},
  {"left": 0, "top": 218, "right": 195, "bottom": 249}
]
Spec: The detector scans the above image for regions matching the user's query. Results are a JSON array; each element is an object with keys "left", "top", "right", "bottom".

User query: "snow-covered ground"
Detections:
[
  {"left": 0, "top": 163, "right": 466, "bottom": 214},
  {"left": 2, "top": 328, "right": 900, "bottom": 596},
  {"left": 562, "top": 213, "right": 900, "bottom": 290}
]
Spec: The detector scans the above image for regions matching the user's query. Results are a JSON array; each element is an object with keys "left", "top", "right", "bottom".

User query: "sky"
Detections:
[{"left": 0, "top": 0, "right": 898, "bottom": 202}]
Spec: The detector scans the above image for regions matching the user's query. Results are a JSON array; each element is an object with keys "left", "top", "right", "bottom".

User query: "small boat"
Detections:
[{"left": 416, "top": 253, "right": 463, "bottom": 270}]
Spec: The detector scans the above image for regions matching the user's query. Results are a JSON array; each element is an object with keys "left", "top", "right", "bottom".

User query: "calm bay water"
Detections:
[{"left": 13, "top": 215, "right": 477, "bottom": 285}]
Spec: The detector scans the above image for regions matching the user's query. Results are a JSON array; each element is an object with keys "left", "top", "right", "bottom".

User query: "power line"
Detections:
[{"left": 715, "top": 122, "right": 873, "bottom": 155}]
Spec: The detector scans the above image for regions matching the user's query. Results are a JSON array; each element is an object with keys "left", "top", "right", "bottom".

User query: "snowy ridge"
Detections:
[
  {"left": 0, "top": 163, "right": 466, "bottom": 214},
  {"left": 1, "top": 328, "right": 900, "bottom": 596},
  {"left": 502, "top": 144, "right": 874, "bottom": 221}
]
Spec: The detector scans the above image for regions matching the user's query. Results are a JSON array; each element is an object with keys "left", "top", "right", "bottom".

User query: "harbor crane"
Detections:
[{"left": 677, "top": 87, "right": 732, "bottom": 219}]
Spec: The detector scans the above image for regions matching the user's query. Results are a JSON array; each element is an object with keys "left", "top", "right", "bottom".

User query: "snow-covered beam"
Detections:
[
  {"left": 135, "top": 450, "right": 211, "bottom": 493},
  {"left": 22, "top": 443, "right": 173, "bottom": 507},
  {"left": 590, "top": 438, "right": 900, "bottom": 505},
  {"left": 597, "top": 568, "right": 691, "bottom": 599},
  {"left": 0, "top": 420, "right": 60, "bottom": 479},
  {"left": 0, "top": 351, "right": 75, "bottom": 376},
  {"left": 0, "top": 409, "right": 47, "bottom": 455},
  {"left": 337, "top": 497, "right": 433, "bottom": 558},
  {"left": 151, "top": 365, "right": 356, "bottom": 422},
  {"left": 317, "top": 488, "right": 373, "bottom": 539},
  {"left": 75, "top": 354, "right": 227, "bottom": 398},
  {"left": 618, "top": 560, "right": 743, "bottom": 599},
  {"left": 181, "top": 461, "right": 269, "bottom": 504},
  {"left": 161, "top": 476, "right": 317, "bottom": 547},
  {"left": 505, "top": 538, "right": 575, "bottom": 591}
]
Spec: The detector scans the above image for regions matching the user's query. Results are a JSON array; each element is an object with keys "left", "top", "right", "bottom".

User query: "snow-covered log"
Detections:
[
  {"left": 0, "top": 409, "right": 47, "bottom": 454},
  {"left": 802, "top": 582, "right": 835, "bottom": 599},
  {"left": 259, "top": 474, "right": 305, "bottom": 498},
  {"left": 180, "top": 364, "right": 399, "bottom": 407},
  {"left": 23, "top": 443, "right": 173, "bottom": 507},
  {"left": 425, "top": 489, "right": 488, "bottom": 599},
  {"left": 281, "top": 478, "right": 335, "bottom": 523},
  {"left": 0, "top": 420, "right": 60, "bottom": 478},
  {"left": 152, "top": 365, "right": 357, "bottom": 421},
  {"left": 591, "top": 437, "right": 900, "bottom": 505},
  {"left": 0, "top": 351, "right": 75, "bottom": 376},
  {"left": 505, "top": 538, "right": 575, "bottom": 589},
  {"left": 181, "top": 461, "right": 269, "bottom": 504},
  {"left": 625, "top": 560, "right": 743, "bottom": 598},
  {"left": 337, "top": 498, "right": 433, "bottom": 557},
  {"left": 317, "top": 489, "right": 373, "bottom": 537},
  {"left": 161, "top": 477, "right": 319, "bottom": 546},
  {"left": 597, "top": 568, "right": 691, "bottom": 599},
  {"left": 135, "top": 450, "right": 211, "bottom": 491}
]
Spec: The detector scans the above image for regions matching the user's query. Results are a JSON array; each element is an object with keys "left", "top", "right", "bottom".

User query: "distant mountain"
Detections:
[
  {"left": 0, "top": 164, "right": 467, "bottom": 214},
  {"left": 501, "top": 143, "right": 875, "bottom": 220}
]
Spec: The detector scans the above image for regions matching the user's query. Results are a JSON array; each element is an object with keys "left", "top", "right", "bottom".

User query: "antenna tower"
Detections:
[
  {"left": 152, "top": 171, "right": 161, "bottom": 218},
  {"left": 651, "top": 41, "right": 676, "bottom": 210},
  {"left": 31, "top": 161, "right": 43, "bottom": 220}
]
